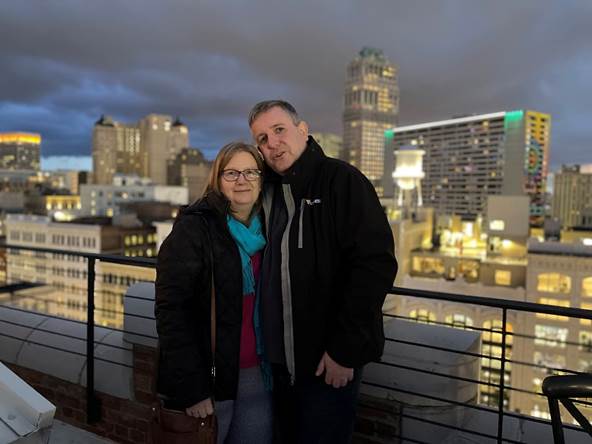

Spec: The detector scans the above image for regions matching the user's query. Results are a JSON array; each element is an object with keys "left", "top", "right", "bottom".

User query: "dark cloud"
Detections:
[{"left": 1, "top": 0, "right": 591, "bottom": 169}]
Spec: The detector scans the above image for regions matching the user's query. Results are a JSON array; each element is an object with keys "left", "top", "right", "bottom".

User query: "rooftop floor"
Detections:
[{"left": 50, "top": 420, "right": 115, "bottom": 444}]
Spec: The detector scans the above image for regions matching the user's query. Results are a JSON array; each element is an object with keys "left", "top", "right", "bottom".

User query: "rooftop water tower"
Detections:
[{"left": 392, "top": 146, "right": 425, "bottom": 213}]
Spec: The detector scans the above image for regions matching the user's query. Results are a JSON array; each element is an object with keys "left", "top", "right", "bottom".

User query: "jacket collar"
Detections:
[
  {"left": 178, "top": 191, "right": 229, "bottom": 222},
  {"left": 264, "top": 136, "right": 326, "bottom": 197}
]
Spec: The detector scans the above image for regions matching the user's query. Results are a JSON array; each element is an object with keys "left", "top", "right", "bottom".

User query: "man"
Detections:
[{"left": 249, "top": 100, "right": 397, "bottom": 443}]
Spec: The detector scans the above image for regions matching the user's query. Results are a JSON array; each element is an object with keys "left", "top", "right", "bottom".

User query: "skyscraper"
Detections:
[
  {"left": 92, "top": 115, "right": 141, "bottom": 185},
  {"left": 0, "top": 132, "right": 41, "bottom": 171},
  {"left": 92, "top": 115, "right": 189, "bottom": 185},
  {"left": 139, "top": 115, "right": 189, "bottom": 185},
  {"left": 386, "top": 110, "right": 550, "bottom": 224},
  {"left": 342, "top": 47, "right": 399, "bottom": 195},
  {"left": 552, "top": 164, "right": 592, "bottom": 229}
]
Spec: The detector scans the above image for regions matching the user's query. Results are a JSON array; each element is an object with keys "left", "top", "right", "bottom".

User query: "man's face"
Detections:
[{"left": 250, "top": 106, "right": 309, "bottom": 175}]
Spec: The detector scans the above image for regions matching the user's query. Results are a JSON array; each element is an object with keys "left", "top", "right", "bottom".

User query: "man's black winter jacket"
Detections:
[{"left": 260, "top": 137, "right": 398, "bottom": 381}]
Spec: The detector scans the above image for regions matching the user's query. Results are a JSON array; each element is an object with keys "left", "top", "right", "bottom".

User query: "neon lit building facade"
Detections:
[
  {"left": 385, "top": 110, "right": 550, "bottom": 224},
  {"left": 0, "top": 132, "right": 41, "bottom": 171}
]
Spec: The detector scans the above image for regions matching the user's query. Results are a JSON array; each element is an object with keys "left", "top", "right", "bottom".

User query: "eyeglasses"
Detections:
[{"left": 220, "top": 169, "right": 262, "bottom": 182}]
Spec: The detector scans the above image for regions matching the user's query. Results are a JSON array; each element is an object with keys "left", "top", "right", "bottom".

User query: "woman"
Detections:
[{"left": 155, "top": 142, "right": 272, "bottom": 444}]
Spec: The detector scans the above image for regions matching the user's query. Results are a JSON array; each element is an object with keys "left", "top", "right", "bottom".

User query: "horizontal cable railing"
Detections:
[{"left": 2, "top": 243, "right": 592, "bottom": 442}]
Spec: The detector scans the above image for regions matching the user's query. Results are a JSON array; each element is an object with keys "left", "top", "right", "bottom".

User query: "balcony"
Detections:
[{"left": 1, "top": 244, "right": 592, "bottom": 443}]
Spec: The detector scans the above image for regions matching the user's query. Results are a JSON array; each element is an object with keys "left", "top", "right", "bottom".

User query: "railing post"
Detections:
[
  {"left": 497, "top": 308, "right": 508, "bottom": 443},
  {"left": 86, "top": 256, "right": 101, "bottom": 423}
]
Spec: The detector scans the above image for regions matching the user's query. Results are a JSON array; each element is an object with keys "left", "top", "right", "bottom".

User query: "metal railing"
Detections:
[
  {"left": 371, "top": 286, "right": 592, "bottom": 443},
  {"left": 0, "top": 243, "right": 156, "bottom": 423},
  {"left": 1, "top": 244, "right": 592, "bottom": 442}
]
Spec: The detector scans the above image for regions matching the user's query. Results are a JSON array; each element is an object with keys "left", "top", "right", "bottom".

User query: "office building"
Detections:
[
  {"left": 140, "top": 115, "right": 189, "bottom": 185},
  {"left": 92, "top": 115, "right": 189, "bottom": 185},
  {"left": 552, "top": 164, "right": 592, "bottom": 229},
  {"left": 167, "top": 147, "right": 211, "bottom": 202},
  {"left": 520, "top": 238, "right": 592, "bottom": 419},
  {"left": 0, "top": 132, "right": 41, "bottom": 171},
  {"left": 80, "top": 174, "right": 188, "bottom": 218},
  {"left": 343, "top": 47, "right": 399, "bottom": 195},
  {"left": 26, "top": 194, "right": 81, "bottom": 221},
  {"left": 4, "top": 214, "right": 157, "bottom": 328},
  {"left": 310, "top": 132, "right": 342, "bottom": 159},
  {"left": 386, "top": 110, "right": 551, "bottom": 224}
]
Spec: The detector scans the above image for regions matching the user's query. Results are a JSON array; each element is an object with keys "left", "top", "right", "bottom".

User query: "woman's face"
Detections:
[{"left": 219, "top": 151, "right": 261, "bottom": 215}]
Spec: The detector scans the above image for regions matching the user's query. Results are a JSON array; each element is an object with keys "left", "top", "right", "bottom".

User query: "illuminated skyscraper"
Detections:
[
  {"left": 386, "top": 110, "right": 550, "bottom": 224},
  {"left": 0, "top": 132, "right": 41, "bottom": 170},
  {"left": 342, "top": 47, "right": 399, "bottom": 195}
]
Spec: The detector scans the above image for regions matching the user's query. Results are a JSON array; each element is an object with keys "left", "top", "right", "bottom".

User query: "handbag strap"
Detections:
[{"left": 207, "top": 217, "right": 216, "bottom": 388}]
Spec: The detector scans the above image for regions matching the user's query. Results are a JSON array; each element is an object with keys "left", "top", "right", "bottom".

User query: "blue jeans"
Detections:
[
  {"left": 272, "top": 365, "right": 362, "bottom": 444},
  {"left": 216, "top": 366, "right": 273, "bottom": 444}
]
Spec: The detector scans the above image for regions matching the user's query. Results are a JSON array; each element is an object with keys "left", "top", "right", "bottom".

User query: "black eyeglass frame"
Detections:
[{"left": 220, "top": 168, "right": 262, "bottom": 182}]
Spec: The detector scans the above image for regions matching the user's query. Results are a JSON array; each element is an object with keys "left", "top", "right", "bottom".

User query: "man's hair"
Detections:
[{"left": 248, "top": 100, "right": 301, "bottom": 127}]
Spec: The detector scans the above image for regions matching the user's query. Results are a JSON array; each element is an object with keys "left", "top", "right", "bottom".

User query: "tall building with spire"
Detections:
[{"left": 342, "top": 47, "right": 399, "bottom": 196}]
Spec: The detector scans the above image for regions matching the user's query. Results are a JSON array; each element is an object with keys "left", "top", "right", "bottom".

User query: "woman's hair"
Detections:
[{"left": 203, "top": 141, "right": 264, "bottom": 216}]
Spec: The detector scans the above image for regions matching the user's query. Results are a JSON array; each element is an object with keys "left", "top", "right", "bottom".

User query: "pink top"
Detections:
[{"left": 239, "top": 252, "right": 261, "bottom": 368}]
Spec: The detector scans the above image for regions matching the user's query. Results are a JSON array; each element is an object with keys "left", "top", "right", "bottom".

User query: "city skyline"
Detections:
[{"left": 1, "top": 1, "right": 591, "bottom": 171}]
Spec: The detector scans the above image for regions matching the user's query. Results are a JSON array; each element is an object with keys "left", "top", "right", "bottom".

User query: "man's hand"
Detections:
[
  {"left": 185, "top": 398, "right": 214, "bottom": 418},
  {"left": 315, "top": 351, "right": 354, "bottom": 388}
]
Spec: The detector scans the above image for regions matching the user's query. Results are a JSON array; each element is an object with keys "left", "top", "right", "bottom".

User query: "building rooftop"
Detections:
[{"left": 528, "top": 238, "right": 592, "bottom": 257}]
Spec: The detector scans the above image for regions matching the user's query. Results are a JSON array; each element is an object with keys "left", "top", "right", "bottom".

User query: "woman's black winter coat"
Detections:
[{"left": 154, "top": 193, "right": 244, "bottom": 408}]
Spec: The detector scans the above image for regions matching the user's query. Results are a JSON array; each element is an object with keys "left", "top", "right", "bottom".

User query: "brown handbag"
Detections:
[
  {"left": 151, "top": 403, "right": 217, "bottom": 444},
  {"left": 152, "top": 227, "right": 218, "bottom": 444}
]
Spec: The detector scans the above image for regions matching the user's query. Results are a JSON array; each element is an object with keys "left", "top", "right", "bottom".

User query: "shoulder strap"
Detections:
[{"left": 203, "top": 216, "right": 216, "bottom": 397}]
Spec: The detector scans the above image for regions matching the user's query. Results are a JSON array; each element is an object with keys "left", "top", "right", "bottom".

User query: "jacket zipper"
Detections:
[
  {"left": 298, "top": 199, "right": 305, "bottom": 249},
  {"left": 298, "top": 199, "right": 321, "bottom": 249}
]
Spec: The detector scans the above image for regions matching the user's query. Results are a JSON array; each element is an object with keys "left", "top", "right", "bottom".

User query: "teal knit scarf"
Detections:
[
  {"left": 227, "top": 214, "right": 272, "bottom": 390},
  {"left": 227, "top": 214, "right": 266, "bottom": 295}
]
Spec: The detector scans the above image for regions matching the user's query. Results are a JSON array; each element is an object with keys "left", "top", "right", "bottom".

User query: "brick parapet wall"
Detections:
[
  {"left": 6, "top": 343, "right": 157, "bottom": 444},
  {"left": 7, "top": 344, "right": 400, "bottom": 444}
]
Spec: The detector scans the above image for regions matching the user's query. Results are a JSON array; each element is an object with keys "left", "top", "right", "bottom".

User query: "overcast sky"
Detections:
[{"left": 1, "top": 1, "right": 591, "bottom": 170}]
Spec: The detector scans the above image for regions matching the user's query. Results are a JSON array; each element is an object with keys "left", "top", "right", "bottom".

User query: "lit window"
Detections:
[
  {"left": 483, "top": 320, "right": 514, "bottom": 346},
  {"left": 409, "top": 308, "right": 436, "bottom": 324},
  {"left": 489, "top": 220, "right": 505, "bottom": 231},
  {"left": 445, "top": 314, "right": 474, "bottom": 329},
  {"left": 537, "top": 273, "right": 571, "bottom": 294},
  {"left": 537, "top": 298, "right": 569, "bottom": 321},
  {"left": 582, "top": 277, "right": 592, "bottom": 297},
  {"left": 580, "top": 303, "right": 592, "bottom": 325},
  {"left": 495, "top": 270, "right": 511, "bottom": 286},
  {"left": 535, "top": 325, "right": 568, "bottom": 348}
]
